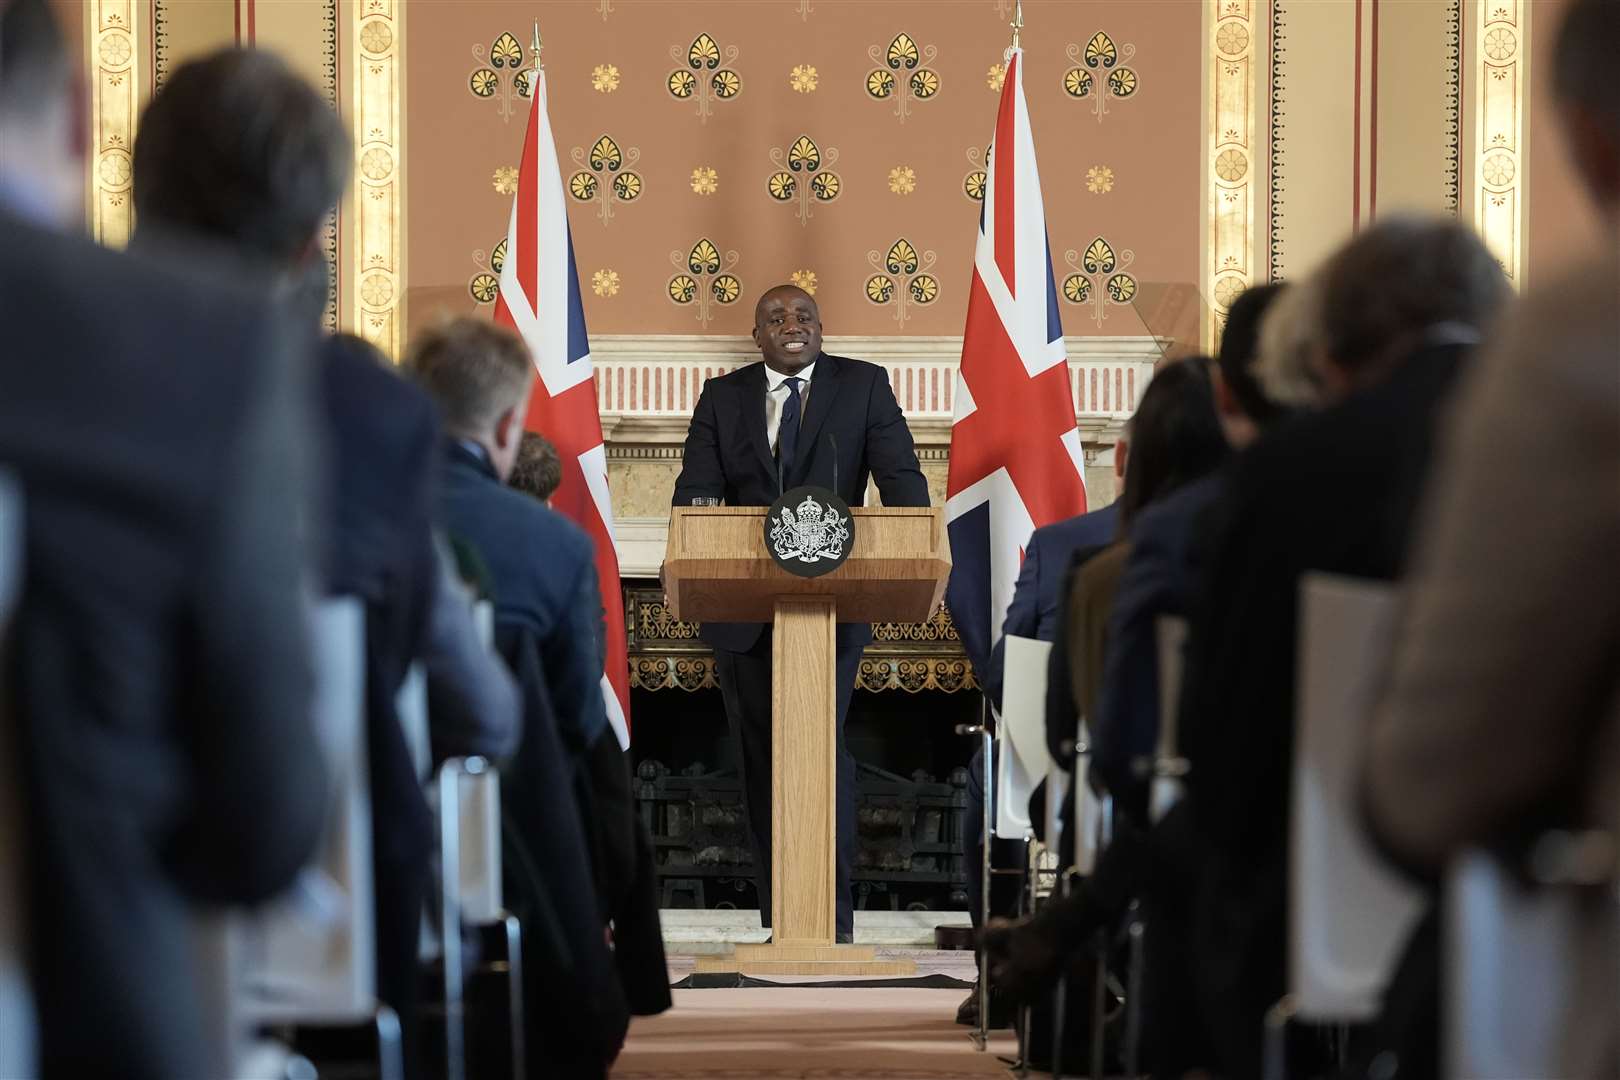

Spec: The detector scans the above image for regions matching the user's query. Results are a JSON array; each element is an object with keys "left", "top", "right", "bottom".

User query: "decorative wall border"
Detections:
[
  {"left": 625, "top": 588, "right": 978, "bottom": 694},
  {"left": 352, "top": 0, "right": 405, "bottom": 356},
  {"left": 1473, "top": 0, "right": 1526, "bottom": 287},
  {"left": 88, "top": 1, "right": 142, "bottom": 248},
  {"left": 1268, "top": 0, "right": 1286, "bottom": 276},
  {"left": 1444, "top": 0, "right": 1462, "bottom": 216},
  {"left": 587, "top": 334, "right": 1164, "bottom": 427},
  {"left": 1205, "top": 0, "right": 1263, "bottom": 345}
]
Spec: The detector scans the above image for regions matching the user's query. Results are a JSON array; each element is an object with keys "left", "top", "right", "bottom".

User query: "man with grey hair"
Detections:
[{"left": 408, "top": 315, "right": 668, "bottom": 1074}]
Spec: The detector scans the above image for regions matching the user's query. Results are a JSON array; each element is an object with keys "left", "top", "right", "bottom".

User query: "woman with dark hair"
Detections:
[{"left": 1048, "top": 357, "right": 1229, "bottom": 772}]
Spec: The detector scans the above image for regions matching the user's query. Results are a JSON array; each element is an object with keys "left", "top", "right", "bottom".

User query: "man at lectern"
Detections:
[{"left": 672, "top": 284, "right": 929, "bottom": 940}]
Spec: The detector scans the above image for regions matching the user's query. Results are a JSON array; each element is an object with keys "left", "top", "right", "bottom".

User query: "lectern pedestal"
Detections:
[{"left": 663, "top": 506, "right": 950, "bottom": 976}]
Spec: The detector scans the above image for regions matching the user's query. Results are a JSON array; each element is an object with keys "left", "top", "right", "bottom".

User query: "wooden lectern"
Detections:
[{"left": 663, "top": 505, "right": 951, "bottom": 976}]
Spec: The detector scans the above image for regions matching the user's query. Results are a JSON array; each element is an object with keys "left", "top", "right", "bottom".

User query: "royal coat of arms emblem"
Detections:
[{"left": 764, "top": 487, "right": 855, "bottom": 577}]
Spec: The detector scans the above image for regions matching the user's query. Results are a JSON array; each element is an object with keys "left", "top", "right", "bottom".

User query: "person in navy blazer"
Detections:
[{"left": 671, "top": 284, "right": 928, "bottom": 939}]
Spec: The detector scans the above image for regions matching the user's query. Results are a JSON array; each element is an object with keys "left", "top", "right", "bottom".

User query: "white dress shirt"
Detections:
[{"left": 764, "top": 360, "right": 815, "bottom": 454}]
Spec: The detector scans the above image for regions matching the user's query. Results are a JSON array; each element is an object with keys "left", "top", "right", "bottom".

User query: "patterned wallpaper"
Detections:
[{"left": 404, "top": 0, "right": 1203, "bottom": 341}]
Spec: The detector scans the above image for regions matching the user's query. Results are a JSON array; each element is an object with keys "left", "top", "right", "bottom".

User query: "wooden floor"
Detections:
[{"left": 612, "top": 984, "right": 1018, "bottom": 1079}]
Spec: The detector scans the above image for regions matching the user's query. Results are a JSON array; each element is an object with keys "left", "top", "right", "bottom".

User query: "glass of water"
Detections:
[{"left": 690, "top": 497, "right": 720, "bottom": 507}]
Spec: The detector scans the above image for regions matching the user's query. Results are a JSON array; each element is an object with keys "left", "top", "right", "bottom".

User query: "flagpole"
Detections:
[
  {"left": 1009, "top": 0, "right": 1023, "bottom": 50},
  {"left": 531, "top": 20, "right": 542, "bottom": 71}
]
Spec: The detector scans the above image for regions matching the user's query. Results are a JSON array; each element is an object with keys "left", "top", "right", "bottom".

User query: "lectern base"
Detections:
[{"left": 693, "top": 943, "right": 918, "bottom": 977}]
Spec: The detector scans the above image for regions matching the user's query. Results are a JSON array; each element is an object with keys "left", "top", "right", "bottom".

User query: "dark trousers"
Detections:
[{"left": 714, "top": 631, "right": 861, "bottom": 936}]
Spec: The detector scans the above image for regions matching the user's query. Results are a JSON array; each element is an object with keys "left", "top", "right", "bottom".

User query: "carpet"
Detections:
[{"left": 611, "top": 987, "right": 1018, "bottom": 1078}]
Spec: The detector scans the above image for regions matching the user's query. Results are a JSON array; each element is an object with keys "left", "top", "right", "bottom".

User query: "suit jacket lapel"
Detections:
[
  {"left": 791, "top": 352, "right": 843, "bottom": 486},
  {"left": 741, "top": 363, "right": 777, "bottom": 483}
]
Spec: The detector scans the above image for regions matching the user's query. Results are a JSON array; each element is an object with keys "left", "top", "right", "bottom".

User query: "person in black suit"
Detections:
[
  {"left": 130, "top": 49, "right": 514, "bottom": 1073},
  {"left": 0, "top": 7, "right": 326, "bottom": 1075},
  {"left": 671, "top": 284, "right": 929, "bottom": 939}
]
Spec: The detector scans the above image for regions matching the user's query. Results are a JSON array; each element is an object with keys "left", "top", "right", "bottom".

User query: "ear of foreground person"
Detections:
[{"left": 0, "top": 210, "right": 328, "bottom": 1079}]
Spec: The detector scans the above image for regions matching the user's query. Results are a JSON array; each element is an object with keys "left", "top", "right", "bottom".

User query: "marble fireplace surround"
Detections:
[{"left": 596, "top": 332, "right": 1162, "bottom": 577}]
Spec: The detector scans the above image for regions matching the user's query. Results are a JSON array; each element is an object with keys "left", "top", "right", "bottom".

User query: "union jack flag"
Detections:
[
  {"left": 945, "top": 48, "right": 1088, "bottom": 675},
  {"left": 495, "top": 63, "right": 630, "bottom": 748}
]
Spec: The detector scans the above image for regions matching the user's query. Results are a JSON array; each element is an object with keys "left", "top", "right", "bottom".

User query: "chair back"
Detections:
[
  {"left": 0, "top": 475, "right": 36, "bottom": 1080},
  {"left": 1290, "top": 573, "right": 1422, "bottom": 1021},
  {"left": 1445, "top": 846, "right": 1610, "bottom": 1079},
  {"left": 397, "top": 661, "right": 430, "bottom": 783},
  {"left": 243, "top": 595, "right": 375, "bottom": 1023},
  {"left": 455, "top": 761, "right": 505, "bottom": 924},
  {"left": 473, "top": 599, "right": 494, "bottom": 650},
  {"left": 1148, "top": 615, "right": 1189, "bottom": 824},
  {"left": 995, "top": 635, "right": 1053, "bottom": 840},
  {"left": 1070, "top": 722, "right": 1102, "bottom": 875}
]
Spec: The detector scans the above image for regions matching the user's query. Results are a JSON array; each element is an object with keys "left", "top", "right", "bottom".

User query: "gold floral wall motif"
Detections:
[
  {"left": 468, "top": 234, "right": 505, "bottom": 307},
  {"left": 865, "top": 238, "right": 940, "bottom": 329},
  {"left": 569, "top": 134, "right": 644, "bottom": 225},
  {"left": 1064, "top": 32, "right": 1141, "bottom": 122},
  {"left": 668, "top": 32, "right": 742, "bottom": 123},
  {"left": 88, "top": 0, "right": 141, "bottom": 249},
  {"left": 962, "top": 145, "right": 989, "bottom": 203},
  {"left": 865, "top": 32, "right": 940, "bottom": 124},
  {"left": 1062, "top": 238, "right": 1139, "bottom": 326},
  {"left": 668, "top": 237, "right": 742, "bottom": 328},
  {"left": 405, "top": 2, "right": 1206, "bottom": 340},
  {"left": 468, "top": 31, "right": 533, "bottom": 123},
  {"left": 766, "top": 134, "right": 841, "bottom": 226}
]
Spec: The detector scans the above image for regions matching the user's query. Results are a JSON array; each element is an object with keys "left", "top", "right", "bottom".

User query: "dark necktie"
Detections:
[{"left": 777, "top": 376, "right": 804, "bottom": 480}]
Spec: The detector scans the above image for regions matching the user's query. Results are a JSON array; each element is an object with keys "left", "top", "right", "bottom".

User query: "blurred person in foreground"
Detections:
[
  {"left": 1363, "top": 0, "right": 1620, "bottom": 1074},
  {"left": 509, "top": 431, "right": 563, "bottom": 504},
  {"left": 406, "top": 317, "right": 666, "bottom": 1078},
  {"left": 0, "top": 3, "right": 325, "bottom": 1076},
  {"left": 133, "top": 48, "right": 517, "bottom": 1072}
]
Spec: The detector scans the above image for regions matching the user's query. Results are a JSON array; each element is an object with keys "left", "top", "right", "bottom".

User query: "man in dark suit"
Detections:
[
  {"left": 671, "top": 284, "right": 928, "bottom": 939},
  {"left": 0, "top": 7, "right": 326, "bottom": 1074},
  {"left": 130, "top": 49, "right": 516, "bottom": 1072},
  {"left": 407, "top": 316, "right": 655, "bottom": 1076}
]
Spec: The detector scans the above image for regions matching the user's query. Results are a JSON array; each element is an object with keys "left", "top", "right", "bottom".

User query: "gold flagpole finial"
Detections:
[
  {"left": 1010, "top": 0, "right": 1023, "bottom": 50},
  {"left": 532, "top": 20, "right": 543, "bottom": 71}
]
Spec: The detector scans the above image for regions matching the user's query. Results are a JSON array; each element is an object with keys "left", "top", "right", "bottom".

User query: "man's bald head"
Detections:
[{"left": 752, "top": 283, "right": 823, "bottom": 376}]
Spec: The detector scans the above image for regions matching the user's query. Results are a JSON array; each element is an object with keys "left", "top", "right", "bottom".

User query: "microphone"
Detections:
[{"left": 827, "top": 432, "right": 839, "bottom": 498}]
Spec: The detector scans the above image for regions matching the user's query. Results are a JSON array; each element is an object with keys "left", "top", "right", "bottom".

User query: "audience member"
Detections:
[
  {"left": 0, "top": 0, "right": 81, "bottom": 228},
  {"left": 1060, "top": 356, "right": 1229, "bottom": 814},
  {"left": 985, "top": 219, "right": 1508, "bottom": 1077},
  {"left": 1173, "top": 217, "right": 1507, "bottom": 1077},
  {"left": 510, "top": 431, "right": 563, "bottom": 504},
  {"left": 1088, "top": 286, "right": 1291, "bottom": 816},
  {"left": 1363, "top": 0, "right": 1620, "bottom": 1073},
  {"left": 0, "top": 4, "right": 325, "bottom": 1075},
  {"left": 324, "top": 333, "right": 522, "bottom": 768},
  {"left": 955, "top": 413, "right": 1128, "bottom": 1027},
  {"left": 131, "top": 49, "right": 510, "bottom": 1074},
  {"left": 405, "top": 316, "right": 647, "bottom": 1076}
]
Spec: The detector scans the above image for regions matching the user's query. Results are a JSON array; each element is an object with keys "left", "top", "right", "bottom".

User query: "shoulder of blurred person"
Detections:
[{"left": 1066, "top": 539, "right": 1132, "bottom": 724}]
